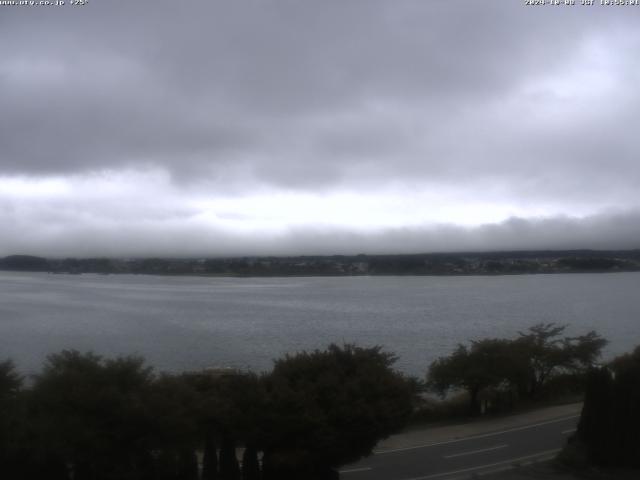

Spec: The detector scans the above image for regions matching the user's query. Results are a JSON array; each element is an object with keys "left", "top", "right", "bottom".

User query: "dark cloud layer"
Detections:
[{"left": 1, "top": 1, "right": 640, "bottom": 255}]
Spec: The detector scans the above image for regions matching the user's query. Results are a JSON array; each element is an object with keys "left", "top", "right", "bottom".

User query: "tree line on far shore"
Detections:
[
  {"left": 3, "top": 250, "right": 640, "bottom": 277},
  {"left": 1, "top": 323, "right": 636, "bottom": 479}
]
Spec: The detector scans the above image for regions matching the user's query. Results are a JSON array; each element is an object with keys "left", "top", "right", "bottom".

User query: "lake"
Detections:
[{"left": 1, "top": 271, "right": 638, "bottom": 376}]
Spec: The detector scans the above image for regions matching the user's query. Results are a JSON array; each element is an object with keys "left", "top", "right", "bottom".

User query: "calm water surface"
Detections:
[{"left": 1, "top": 271, "right": 638, "bottom": 376}]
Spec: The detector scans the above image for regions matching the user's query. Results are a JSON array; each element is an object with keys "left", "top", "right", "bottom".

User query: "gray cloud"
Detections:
[
  {"left": 1, "top": 204, "right": 639, "bottom": 258},
  {"left": 1, "top": 1, "right": 640, "bottom": 255}
]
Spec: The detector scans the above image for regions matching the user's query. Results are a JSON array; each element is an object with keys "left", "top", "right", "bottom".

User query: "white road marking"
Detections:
[
  {"left": 375, "top": 415, "right": 579, "bottom": 454},
  {"left": 400, "top": 448, "right": 561, "bottom": 480},
  {"left": 443, "top": 444, "right": 508, "bottom": 459},
  {"left": 339, "top": 467, "right": 373, "bottom": 474},
  {"left": 561, "top": 428, "right": 577, "bottom": 434}
]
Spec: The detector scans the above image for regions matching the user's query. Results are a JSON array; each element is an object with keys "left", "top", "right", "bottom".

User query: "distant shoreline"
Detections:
[
  {"left": 31, "top": 269, "right": 640, "bottom": 278},
  {"left": 2, "top": 249, "right": 639, "bottom": 278}
]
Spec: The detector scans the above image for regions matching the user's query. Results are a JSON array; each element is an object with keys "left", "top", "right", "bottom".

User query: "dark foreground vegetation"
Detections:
[
  {"left": 560, "top": 345, "right": 640, "bottom": 472},
  {"left": 1, "top": 324, "right": 633, "bottom": 479},
  {"left": 429, "top": 327, "right": 640, "bottom": 475},
  {"left": 426, "top": 323, "right": 607, "bottom": 417},
  {"left": 1, "top": 249, "right": 640, "bottom": 276},
  {"left": 0, "top": 345, "right": 415, "bottom": 480}
]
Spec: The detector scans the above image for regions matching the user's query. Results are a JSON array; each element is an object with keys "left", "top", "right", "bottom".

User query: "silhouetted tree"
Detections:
[
  {"left": 219, "top": 436, "right": 241, "bottom": 480},
  {"left": 183, "top": 369, "right": 265, "bottom": 480},
  {"left": 145, "top": 373, "right": 202, "bottom": 480},
  {"left": 29, "top": 351, "right": 155, "bottom": 480},
  {"left": 578, "top": 367, "right": 613, "bottom": 465},
  {"left": 577, "top": 346, "right": 640, "bottom": 467},
  {"left": 202, "top": 432, "right": 219, "bottom": 480},
  {"left": 428, "top": 324, "right": 607, "bottom": 414},
  {"left": 515, "top": 324, "right": 606, "bottom": 398},
  {"left": 0, "top": 359, "right": 21, "bottom": 399},
  {"left": 177, "top": 449, "right": 198, "bottom": 480},
  {"left": 428, "top": 339, "right": 513, "bottom": 415},
  {"left": 0, "top": 360, "right": 25, "bottom": 478},
  {"left": 241, "top": 445, "right": 260, "bottom": 480},
  {"left": 261, "top": 344, "right": 414, "bottom": 479}
]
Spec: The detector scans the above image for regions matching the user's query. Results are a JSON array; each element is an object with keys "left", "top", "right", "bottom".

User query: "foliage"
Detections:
[
  {"left": 145, "top": 373, "right": 200, "bottom": 452},
  {"left": 0, "top": 330, "right": 607, "bottom": 479},
  {"left": 0, "top": 360, "right": 24, "bottom": 476},
  {"left": 514, "top": 324, "right": 607, "bottom": 397},
  {"left": 181, "top": 370, "right": 265, "bottom": 480},
  {"left": 29, "top": 350, "right": 156, "bottom": 480},
  {"left": 261, "top": 344, "right": 415, "bottom": 477},
  {"left": 428, "top": 339, "right": 515, "bottom": 414},
  {"left": 0, "top": 344, "right": 416, "bottom": 479},
  {"left": 578, "top": 346, "right": 640, "bottom": 468},
  {"left": 427, "top": 323, "right": 607, "bottom": 415},
  {"left": 0, "top": 360, "right": 22, "bottom": 400}
]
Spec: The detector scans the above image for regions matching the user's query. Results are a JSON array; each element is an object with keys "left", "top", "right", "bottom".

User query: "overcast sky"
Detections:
[{"left": 1, "top": 0, "right": 639, "bottom": 257}]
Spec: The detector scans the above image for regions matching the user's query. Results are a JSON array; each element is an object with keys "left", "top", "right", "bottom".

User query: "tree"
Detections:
[
  {"left": 241, "top": 446, "right": 260, "bottom": 480},
  {"left": 515, "top": 323, "right": 606, "bottom": 398},
  {"left": 514, "top": 323, "right": 569, "bottom": 398},
  {"left": 219, "top": 436, "right": 241, "bottom": 480},
  {"left": 0, "top": 359, "right": 22, "bottom": 399},
  {"left": 0, "top": 360, "right": 24, "bottom": 477},
  {"left": 427, "top": 324, "right": 608, "bottom": 413},
  {"left": 30, "top": 350, "right": 156, "bottom": 480},
  {"left": 182, "top": 370, "right": 265, "bottom": 480},
  {"left": 261, "top": 344, "right": 415, "bottom": 479},
  {"left": 428, "top": 339, "right": 514, "bottom": 415},
  {"left": 577, "top": 346, "right": 640, "bottom": 468},
  {"left": 577, "top": 366, "right": 614, "bottom": 465},
  {"left": 201, "top": 431, "right": 219, "bottom": 480},
  {"left": 146, "top": 373, "right": 202, "bottom": 479}
]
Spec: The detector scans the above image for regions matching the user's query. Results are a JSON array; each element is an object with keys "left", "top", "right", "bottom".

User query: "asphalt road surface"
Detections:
[{"left": 340, "top": 415, "right": 579, "bottom": 480}]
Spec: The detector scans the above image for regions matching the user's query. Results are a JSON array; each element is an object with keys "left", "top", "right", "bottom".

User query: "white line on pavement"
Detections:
[
  {"left": 375, "top": 415, "right": 579, "bottom": 454},
  {"left": 400, "top": 448, "right": 561, "bottom": 480},
  {"left": 339, "top": 467, "right": 373, "bottom": 474},
  {"left": 561, "top": 428, "right": 577, "bottom": 434},
  {"left": 443, "top": 444, "right": 508, "bottom": 459}
]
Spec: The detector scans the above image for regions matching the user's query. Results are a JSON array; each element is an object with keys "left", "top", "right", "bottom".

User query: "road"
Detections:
[{"left": 339, "top": 414, "right": 579, "bottom": 480}]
